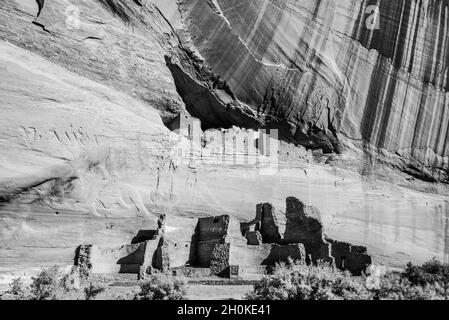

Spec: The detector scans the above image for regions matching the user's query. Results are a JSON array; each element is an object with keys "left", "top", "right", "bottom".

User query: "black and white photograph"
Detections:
[{"left": 1, "top": 0, "right": 449, "bottom": 308}]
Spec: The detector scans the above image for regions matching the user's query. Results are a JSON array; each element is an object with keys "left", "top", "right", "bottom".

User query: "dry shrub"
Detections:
[
  {"left": 135, "top": 274, "right": 186, "bottom": 300},
  {"left": 247, "top": 258, "right": 449, "bottom": 300}
]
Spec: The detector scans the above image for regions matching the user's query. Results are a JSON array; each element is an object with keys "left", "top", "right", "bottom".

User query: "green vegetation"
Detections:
[
  {"left": 404, "top": 258, "right": 449, "bottom": 287},
  {"left": 247, "top": 258, "right": 449, "bottom": 300},
  {"left": 5, "top": 266, "right": 103, "bottom": 300},
  {"left": 84, "top": 282, "right": 106, "bottom": 300},
  {"left": 6, "top": 266, "right": 67, "bottom": 300},
  {"left": 135, "top": 274, "right": 187, "bottom": 300},
  {"left": 246, "top": 259, "right": 370, "bottom": 300},
  {"left": 7, "top": 277, "right": 28, "bottom": 300},
  {"left": 5, "top": 258, "right": 449, "bottom": 300},
  {"left": 29, "top": 266, "right": 65, "bottom": 300}
]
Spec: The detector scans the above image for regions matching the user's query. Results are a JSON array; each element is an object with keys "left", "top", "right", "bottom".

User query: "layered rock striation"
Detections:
[
  {"left": 2, "top": 0, "right": 448, "bottom": 186},
  {"left": 172, "top": 0, "right": 449, "bottom": 181},
  {"left": 1, "top": 0, "right": 449, "bottom": 287}
]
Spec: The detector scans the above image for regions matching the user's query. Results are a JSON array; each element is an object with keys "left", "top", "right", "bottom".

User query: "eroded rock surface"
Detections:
[
  {"left": 242, "top": 197, "right": 372, "bottom": 275},
  {"left": 1, "top": 0, "right": 449, "bottom": 289},
  {"left": 174, "top": 0, "right": 449, "bottom": 182}
]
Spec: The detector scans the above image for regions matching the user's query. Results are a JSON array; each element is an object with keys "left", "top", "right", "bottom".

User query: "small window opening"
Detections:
[
  {"left": 188, "top": 124, "right": 192, "bottom": 138},
  {"left": 341, "top": 257, "right": 347, "bottom": 269}
]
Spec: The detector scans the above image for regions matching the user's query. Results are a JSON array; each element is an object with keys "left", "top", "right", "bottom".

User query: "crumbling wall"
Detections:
[
  {"left": 245, "top": 231, "right": 263, "bottom": 245},
  {"left": 228, "top": 243, "right": 272, "bottom": 269},
  {"left": 197, "top": 215, "right": 229, "bottom": 241},
  {"left": 210, "top": 242, "right": 231, "bottom": 276},
  {"left": 259, "top": 203, "right": 283, "bottom": 243},
  {"left": 262, "top": 244, "right": 306, "bottom": 266},
  {"left": 153, "top": 236, "right": 170, "bottom": 272},
  {"left": 195, "top": 215, "right": 230, "bottom": 267},
  {"left": 203, "top": 127, "right": 260, "bottom": 165},
  {"left": 197, "top": 240, "right": 222, "bottom": 267},
  {"left": 73, "top": 197, "right": 371, "bottom": 279},
  {"left": 328, "top": 239, "right": 372, "bottom": 275},
  {"left": 241, "top": 196, "right": 373, "bottom": 275},
  {"left": 88, "top": 242, "right": 149, "bottom": 274},
  {"left": 75, "top": 245, "right": 93, "bottom": 279},
  {"left": 192, "top": 215, "right": 247, "bottom": 277},
  {"left": 185, "top": 122, "right": 314, "bottom": 167},
  {"left": 168, "top": 111, "right": 202, "bottom": 142},
  {"left": 284, "top": 197, "right": 325, "bottom": 243},
  {"left": 131, "top": 230, "right": 158, "bottom": 244},
  {"left": 283, "top": 197, "right": 333, "bottom": 264},
  {"left": 164, "top": 237, "right": 192, "bottom": 269},
  {"left": 241, "top": 203, "right": 282, "bottom": 244},
  {"left": 74, "top": 230, "right": 160, "bottom": 276},
  {"left": 72, "top": 215, "right": 190, "bottom": 278},
  {"left": 278, "top": 141, "right": 313, "bottom": 163},
  {"left": 202, "top": 126, "right": 314, "bottom": 167}
]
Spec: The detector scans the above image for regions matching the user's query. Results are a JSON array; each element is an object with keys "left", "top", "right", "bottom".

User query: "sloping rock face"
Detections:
[
  {"left": 0, "top": 0, "right": 185, "bottom": 123},
  {"left": 0, "top": 0, "right": 193, "bottom": 204},
  {"left": 173, "top": 0, "right": 449, "bottom": 182},
  {"left": 0, "top": 0, "right": 191, "bottom": 283},
  {"left": 1, "top": 0, "right": 449, "bottom": 288}
]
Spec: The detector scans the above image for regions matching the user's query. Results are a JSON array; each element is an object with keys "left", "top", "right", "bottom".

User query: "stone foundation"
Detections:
[
  {"left": 240, "top": 197, "right": 372, "bottom": 275},
  {"left": 72, "top": 197, "right": 372, "bottom": 278}
]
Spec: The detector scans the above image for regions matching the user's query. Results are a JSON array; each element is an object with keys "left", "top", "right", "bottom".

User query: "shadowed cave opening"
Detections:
[
  {"left": 164, "top": 56, "right": 257, "bottom": 132},
  {"left": 163, "top": 55, "right": 342, "bottom": 155}
]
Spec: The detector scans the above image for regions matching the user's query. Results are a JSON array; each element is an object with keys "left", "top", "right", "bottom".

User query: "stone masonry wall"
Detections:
[
  {"left": 243, "top": 197, "right": 373, "bottom": 275},
  {"left": 75, "top": 245, "right": 93, "bottom": 279},
  {"left": 195, "top": 215, "right": 231, "bottom": 269},
  {"left": 328, "top": 239, "right": 373, "bottom": 275}
]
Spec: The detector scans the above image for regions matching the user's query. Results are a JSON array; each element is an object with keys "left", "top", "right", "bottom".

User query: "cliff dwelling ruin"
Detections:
[
  {"left": 168, "top": 112, "right": 314, "bottom": 167},
  {"left": 74, "top": 197, "right": 372, "bottom": 280},
  {"left": 2, "top": 0, "right": 449, "bottom": 301}
]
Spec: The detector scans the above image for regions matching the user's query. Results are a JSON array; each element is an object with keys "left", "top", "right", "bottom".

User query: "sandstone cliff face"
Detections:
[
  {"left": 2, "top": 0, "right": 448, "bottom": 184},
  {"left": 0, "top": 0, "right": 188, "bottom": 281},
  {"left": 0, "top": 0, "right": 185, "bottom": 123},
  {"left": 170, "top": 0, "right": 449, "bottom": 182},
  {"left": 1, "top": 0, "right": 449, "bottom": 286}
]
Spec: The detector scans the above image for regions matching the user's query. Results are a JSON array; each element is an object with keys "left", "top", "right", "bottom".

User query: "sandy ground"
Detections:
[{"left": 0, "top": 282, "right": 253, "bottom": 300}]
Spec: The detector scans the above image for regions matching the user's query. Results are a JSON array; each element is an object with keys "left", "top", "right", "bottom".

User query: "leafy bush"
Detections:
[
  {"left": 5, "top": 266, "right": 107, "bottom": 300},
  {"left": 4, "top": 267, "right": 68, "bottom": 300},
  {"left": 371, "top": 272, "right": 447, "bottom": 300},
  {"left": 404, "top": 258, "right": 449, "bottom": 287},
  {"left": 84, "top": 282, "right": 105, "bottom": 300},
  {"left": 7, "top": 277, "right": 29, "bottom": 300},
  {"left": 30, "top": 266, "right": 65, "bottom": 300},
  {"left": 246, "top": 259, "right": 370, "bottom": 300},
  {"left": 247, "top": 259, "right": 449, "bottom": 300},
  {"left": 135, "top": 274, "right": 186, "bottom": 300}
]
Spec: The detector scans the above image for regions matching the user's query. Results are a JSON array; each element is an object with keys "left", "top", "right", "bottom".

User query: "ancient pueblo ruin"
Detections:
[{"left": 1, "top": 0, "right": 449, "bottom": 301}]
